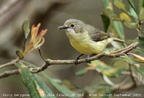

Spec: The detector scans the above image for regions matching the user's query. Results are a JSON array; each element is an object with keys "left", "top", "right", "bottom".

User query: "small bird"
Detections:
[{"left": 58, "top": 19, "right": 124, "bottom": 64}]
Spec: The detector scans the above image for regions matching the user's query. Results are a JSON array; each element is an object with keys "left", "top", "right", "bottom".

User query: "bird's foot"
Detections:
[
  {"left": 74, "top": 54, "right": 84, "bottom": 65},
  {"left": 85, "top": 54, "right": 95, "bottom": 63},
  {"left": 86, "top": 55, "right": 91, "bottom": 63}
]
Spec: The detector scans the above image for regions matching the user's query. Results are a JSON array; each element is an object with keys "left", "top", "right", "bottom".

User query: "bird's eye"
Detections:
[{"left": 70, "top": 24, "right": 75, "bottom": 27}]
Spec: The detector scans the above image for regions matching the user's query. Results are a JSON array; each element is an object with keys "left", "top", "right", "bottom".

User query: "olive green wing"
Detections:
[
  {"left": 89, "top": 28, "right": 110, "bottom": 41},
  {"left": 84, "top": 23, "right": 110, "bottom": 41}
]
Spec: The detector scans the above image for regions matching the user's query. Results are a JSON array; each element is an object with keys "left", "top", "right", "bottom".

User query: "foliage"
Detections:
[{"left": 1, "top": 0, "right": 144, "bottom": 98}]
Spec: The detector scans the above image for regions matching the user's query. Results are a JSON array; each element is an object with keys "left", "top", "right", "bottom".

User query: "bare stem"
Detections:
[
  {"left": 0, "top": 57, "right": 19, "bottom": 69},
  {"left": 0, "top": 69, "right": 19, "bottom": 78},
  {"left": 27, "top": 42, "right": 138, "bottom": 73},
  {"left": 0, "top": 42, "right": 139, "bottom": 79}
]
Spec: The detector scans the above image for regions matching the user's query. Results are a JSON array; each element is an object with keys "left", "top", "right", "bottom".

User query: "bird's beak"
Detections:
[{"left": 58, "top": 25, "right": 69, "bottom": 30}]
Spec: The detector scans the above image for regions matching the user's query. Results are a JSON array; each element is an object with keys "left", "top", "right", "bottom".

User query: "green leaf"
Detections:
[
  {"left": 102, "top": 8, "right": 114, "bottom": 18},
  {"left": 127, "top": 0, "right": 137, "bottom": 14},
  {"left": 113, "top": 21, "right": 125, "bottom": 40},
  {"left": 139, "top": 36, "right": 144, "bottom": 42},
  {"left": 15, "top": 62, "right": 56, "bottom": 98},
  {"left": 129, "top": 6, "right": 138, "bottom": 20},
  {"left": 136, "top": 47, "right": 144, "bottom": 53},
  {"left": 33, "top": 75, "right": 56, "bottom": 98},
  {"left": 101, "top": 14, "right": 111, "bottom": 32},
  {"left": 21, "top": 61, "right": 80, "bottom": 98},
  {"left": 61, "top": 80, "right": 79, "bottom": 90},
  {"left": 85, "top": 84, "right": 112, "bottom": 98},
  {"left": 119, "top": 12, "right": 132, "bottom": 22},
  {"left": 139, "top": 0, "right": 144, "bottom": 11},
  {"left": 114, "top": 0, "right": 127, "bottom": 12},
  {"left": 123, "top": 22, "right": 138, "bottom": 29},
  {"left": 89, "top": 60, "right": 125, "bottom": 77},
  {"left": 137, "top": 33, "right": 144, "bottom": 49},
  {"left": 84, "top": 84, "right": 112, "bottom": 98},
  {"left": 42, "top": 74, "right": 80, "bottom": 98},
  {"left": 16, "top": 50, "right": 24, "bottom": 59},
  {"left": 101, "top": 1, "right": 125, "bottom": 40},
  {"left": 134, "top": 66, "right": 144, "bottom": 75},
  {"left": 139, "top": 8, "right": 144, "bottom": 21},
  {"left": 75, "top": 67, "right": 87, "bottom": 76},
  {"left": 101, "top": 8, "right": 114, "bottom": 32},
  {"left": 121, "top": 55, "right": 134, "bottom": 64},
  {"left": 22, "top": 19, "right": 30, "bottom": 39},
  {"left": 103, "top": 67, "right": 124, "bottom": 77},
  {"left": 101, "top": 0, "right": 112, "bottom": 8},
  {"left": 111, "top": 14, "right": 121, "bottom": 21},
  {"left": 112, "top": 58, "right": 129, "bottom": 70},
  {"left": 84, "top": 84, "right": 110, "bottom": 91}
]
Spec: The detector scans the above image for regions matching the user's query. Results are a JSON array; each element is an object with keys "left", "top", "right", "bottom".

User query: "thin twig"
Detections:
[
  {"left": 0, "top": 69, "right": 19, "bottom": 78},
  {"left": 29, "top": 42, "right": 139, "bottom": 73},
  {"left": 0, "top": 42, "right": 139, "bottom": 78},
  {"left": 30, "top": 62, "right": 50, "bottom": 73},
  {"left": 38, "top": 47, "right": 46, "bottom": 62},
  {"left": 0, "top": 57, "right": 19, "bottom": 69},
  {"left": 30, "top": 52, "right": 105, "bottom": 73}
]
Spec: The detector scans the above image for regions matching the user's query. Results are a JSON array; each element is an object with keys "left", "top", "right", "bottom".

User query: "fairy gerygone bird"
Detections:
[{"left": 58, "top": 19, "right": 124, "bottom": 64}]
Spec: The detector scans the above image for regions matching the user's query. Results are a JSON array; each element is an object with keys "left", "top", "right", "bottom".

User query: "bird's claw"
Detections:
[
  {"left": 74, "top": 60, "right": 79, "bottom": 65},
  {"left": 86, "top": 55, "right": 91, "bottom": 63},
  {"left": 74, "top": 54, "right": 84, "bottom": 65}
]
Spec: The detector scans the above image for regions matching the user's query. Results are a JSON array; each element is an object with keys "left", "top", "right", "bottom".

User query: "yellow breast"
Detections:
[
  {"left": 70, "top": 39, "right": 107, "bottom": 55},
  {"left": 66, "top": 30, "right": 113, "bottom": 55}
]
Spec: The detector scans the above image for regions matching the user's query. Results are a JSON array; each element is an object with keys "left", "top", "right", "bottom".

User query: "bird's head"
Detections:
[{"left": 58, "top": 19, "right": 85, "bottom": 34}]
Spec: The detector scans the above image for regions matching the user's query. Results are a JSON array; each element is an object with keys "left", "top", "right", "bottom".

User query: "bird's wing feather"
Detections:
[
  {"left": 90, "top": 30, "right": 110, "bottom": 41},
  {"left": 85, "top": 24, "right": 110, "bottom": 41}
]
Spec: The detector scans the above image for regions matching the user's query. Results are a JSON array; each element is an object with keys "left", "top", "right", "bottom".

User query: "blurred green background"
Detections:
[{"left": 0, "top": 0, "right": 143, "bottom": 98}]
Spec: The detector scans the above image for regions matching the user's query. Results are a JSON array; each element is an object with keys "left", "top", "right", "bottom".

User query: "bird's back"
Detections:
[{"left": 84, "top": 24, "right": 110, "bottom": 42}]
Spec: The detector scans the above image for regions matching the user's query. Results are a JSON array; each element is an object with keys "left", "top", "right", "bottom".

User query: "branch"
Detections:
[
  {"left": 30, "top": 52, "right": 105, "bottom": 73},
  {"left": 30, "top": 42, "right": 138, "bottom": 72},
  {"left": 0, "top": 69, "right": 19, "bottom": 78},
  {"left": 0, "top": 57, "right": 19, "bottom": 69},
  {"left": 0, "top": 42, "right": 139, "bottom": 79}
]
